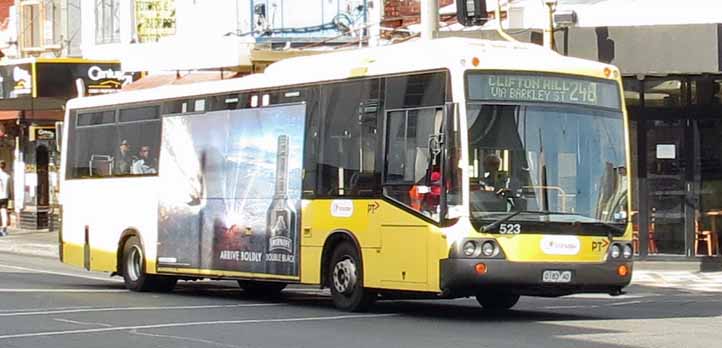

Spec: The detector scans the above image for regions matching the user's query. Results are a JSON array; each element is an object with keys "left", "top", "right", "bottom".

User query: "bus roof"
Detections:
[{"left": 66, "top": 37, "right": 618, "bottom": 110}]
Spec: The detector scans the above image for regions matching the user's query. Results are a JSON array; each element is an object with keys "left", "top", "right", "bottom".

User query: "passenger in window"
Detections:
[
  {"left": 114, "top": 139, "right": 133, "bottom": 175},
  {"left": 131, "top": 145, "right": 157, "bottom": 174}
]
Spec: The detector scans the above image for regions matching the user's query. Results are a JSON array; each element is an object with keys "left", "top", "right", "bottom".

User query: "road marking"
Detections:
[
  {"left": 53, "top": 318, "right": 113, "bottom": 327},
  {"left": 0, "top": 306, "right": 96, "bottom": 313},
  {"left": 0, "top": 313, "right": 398, "bottom": 340},
  {"left": 0, "top": 289, "right": 127, "bottom": 293},
  {"left": 130, "top": 329, "right": 243, "bottom": 348},
  {"left": 0, "top": 303, "right": 283, "bottom": 317},
  {"left": 0, "top": 264, "right": 122, "bottom": 283},
  {"left": 542, "top": 305, "right": 600, "bottom": 309}
]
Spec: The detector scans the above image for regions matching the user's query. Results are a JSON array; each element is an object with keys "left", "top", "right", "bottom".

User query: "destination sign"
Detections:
[{"left": 467, "top": 73, "right": 621, "bottom": 109}]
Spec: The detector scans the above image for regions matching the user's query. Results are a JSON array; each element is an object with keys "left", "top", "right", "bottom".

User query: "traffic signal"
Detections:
[{"left": 456, "top": 0, "right": 488, "bottom": 26}]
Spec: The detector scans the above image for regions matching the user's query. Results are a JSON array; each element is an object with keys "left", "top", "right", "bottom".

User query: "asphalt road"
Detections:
[{"left": 1, "top": 252, "right": 721, "bottom": 348}]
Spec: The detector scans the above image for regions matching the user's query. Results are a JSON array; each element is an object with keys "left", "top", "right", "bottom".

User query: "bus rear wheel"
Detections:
[
  {"left": 475, "top": 292, "right": 520, "bottom": 311},
  {"left": 121, "top": 236, "right": 177, "bottom": 292},
  {"left": 237, "top": 280, "right": 286, "bottom": 297},
  {"left": 328, "top": 242, "right": 376, "bottom": 312}
]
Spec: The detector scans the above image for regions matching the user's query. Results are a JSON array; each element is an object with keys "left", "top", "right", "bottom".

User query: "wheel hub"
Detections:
[
  {"left": 332, "top": 258, "right": 357, "bottom": 294},
  {"left": 127, "top": 245, "right": 143, "bottom": 281}
]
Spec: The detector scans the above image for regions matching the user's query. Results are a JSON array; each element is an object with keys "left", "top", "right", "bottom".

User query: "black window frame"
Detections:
[{"left": 65, "top": 102, "right": 162, "bottom": 180}]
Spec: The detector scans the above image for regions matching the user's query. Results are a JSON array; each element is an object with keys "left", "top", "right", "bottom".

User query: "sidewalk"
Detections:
[
  {"left": 1, "top": 227, "right": 722, "bottom": 292},
  {"left": 0, "top": 226, "right": 59, "bottom": 258}
]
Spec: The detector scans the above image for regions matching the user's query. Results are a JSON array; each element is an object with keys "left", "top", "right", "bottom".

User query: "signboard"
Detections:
[
  {"left": 0, "top": 63, "right": 33, "bottom": 99},
  {"left": 467, "top": 73, "right": 622, "bottom": 109},
  {"left": 0, "top": 60, "right": 124, "bottom": 99},
  {"left": 35, "top": 62, "right": 124, "bottom": 97}
]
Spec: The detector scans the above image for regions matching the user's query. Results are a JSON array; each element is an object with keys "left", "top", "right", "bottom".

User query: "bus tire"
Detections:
[
  {"left": 328, "top": 242, "right": 376, "bottom": 312},
  {"left": 121, "top": 236, "right": 154, "bottom": 292},
  {"left": 121, "top": 236, "right": 176, "bottom": 292},
  {"left": 238, "top": 280, "right": 286, "bottom": 297},
  {"left": 475, "top": 292, "right": 520, "bottom": 311}
]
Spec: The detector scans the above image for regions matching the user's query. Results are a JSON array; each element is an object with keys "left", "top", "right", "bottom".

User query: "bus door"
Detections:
[{"left": 374, "top": 106, "right": 444, "bottom": 287}]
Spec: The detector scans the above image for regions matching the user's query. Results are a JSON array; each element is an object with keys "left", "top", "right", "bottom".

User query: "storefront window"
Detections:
[{"left": 95, "top": 0, "right": 121, "bottom": 44}]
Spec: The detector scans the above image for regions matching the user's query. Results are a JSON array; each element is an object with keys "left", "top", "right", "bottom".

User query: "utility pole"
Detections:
[
  {"left": 543, "top": 0, "right": 558, "bottom": 50},
  {"left": 420, "top": 0, "right": 439, "bottom": 40}
]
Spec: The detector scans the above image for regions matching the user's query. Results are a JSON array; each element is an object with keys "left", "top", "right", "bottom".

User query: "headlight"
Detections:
[
  {"left": 622, "top": 244, "right": 633, "bottom": 259},
  {"left": 463, "top": 241, "right": 477, "bottom": 256},
  {"left": 610, "top": 244, "right": 621, "bottom": 259},
  {"left": 481, "top": 241, "right": 496, "bottom": 257}
]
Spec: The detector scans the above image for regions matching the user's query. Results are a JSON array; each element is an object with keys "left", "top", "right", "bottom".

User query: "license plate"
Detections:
[{"left": 542, "top": 270, "right": 573, "bottom": 283}]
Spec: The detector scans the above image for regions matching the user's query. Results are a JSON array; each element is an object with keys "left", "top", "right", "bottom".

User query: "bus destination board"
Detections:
[{"left": 467, "top": 73, "right": 621, "bottom": 109}]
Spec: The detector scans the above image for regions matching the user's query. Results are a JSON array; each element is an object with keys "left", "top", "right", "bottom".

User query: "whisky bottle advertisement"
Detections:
[{"left": 265, "top": 134, "right": 296, "bottom": 274}]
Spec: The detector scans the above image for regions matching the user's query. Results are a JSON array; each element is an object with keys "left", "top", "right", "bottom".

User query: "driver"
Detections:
[{"left": 480, "top": 154, "right": 508, "bottom": 193}]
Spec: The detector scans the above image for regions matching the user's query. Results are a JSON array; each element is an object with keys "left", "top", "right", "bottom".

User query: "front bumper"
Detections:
[{"left": 440, "top": 258, "right": 632, "bottom": 297}]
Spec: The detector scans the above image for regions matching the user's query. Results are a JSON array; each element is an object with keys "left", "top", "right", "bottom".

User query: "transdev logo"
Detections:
[
  {"left": 330, "top": 200, "right": 354, "bottom": 218},
  {"left": 540, "top": 236, "right": 580, "bottom": 255}
]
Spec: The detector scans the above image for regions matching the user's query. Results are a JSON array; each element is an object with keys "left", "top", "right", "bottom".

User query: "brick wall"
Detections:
[
  {"left": 384, "top": 0, "right": 455, "bottom": 18},
  {"left": 0, "top": 0, "right": 12, "bottom": 22},
  {"left": 384, "top": 0, "right": 456, "bottom": 29}
]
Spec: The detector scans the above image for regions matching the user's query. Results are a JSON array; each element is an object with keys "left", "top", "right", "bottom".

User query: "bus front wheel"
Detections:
[
  {"left": 328, "top": 242, "right": 376, "bottom": 312},
  {"left": 475, "top": 292, "right": 520, "bottom": 311},
  {"left": 121, "top": 236, "right": 177, "bottom": 292}
]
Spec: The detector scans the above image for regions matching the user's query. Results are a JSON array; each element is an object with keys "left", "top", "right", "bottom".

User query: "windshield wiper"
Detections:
[
  {"left": 480, "top": 210, "right": 523, "bottom": 232},
  {"left": 480, "top": 210, "right": 626, "bottom": 234}
]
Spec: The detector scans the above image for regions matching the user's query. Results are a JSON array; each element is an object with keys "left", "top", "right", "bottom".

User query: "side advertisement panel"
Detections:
[{"left": 157, "top": 104, "right": 305, "bottom": 276}]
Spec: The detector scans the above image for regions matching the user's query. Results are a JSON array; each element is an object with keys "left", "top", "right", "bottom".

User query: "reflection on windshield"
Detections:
[{"left": 467, "top": 104, "right": 627, "bottom": 225}]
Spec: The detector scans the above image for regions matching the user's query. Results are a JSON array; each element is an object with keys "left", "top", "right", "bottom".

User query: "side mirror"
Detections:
[
  {"left": 55, "top": 121, "right": 63, "bottom": 153},
  {"left": 428, "top": 133, "right": 443, "bottom": 156},
  {"left": 456, "top": 0, "right": 488, "bottom": 26}
]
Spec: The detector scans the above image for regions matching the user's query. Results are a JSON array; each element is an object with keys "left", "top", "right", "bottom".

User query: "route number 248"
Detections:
[{"left": 499, "top": 223, "right": 521, "bottom": 234}]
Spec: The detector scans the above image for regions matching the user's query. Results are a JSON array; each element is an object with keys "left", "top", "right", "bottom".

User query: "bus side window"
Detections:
[
  {"left": 67, "top": 110, "right": 116, "bottom": 178},
  {"left": 318, "top": 79, "right": 381, "bottom": 197}
]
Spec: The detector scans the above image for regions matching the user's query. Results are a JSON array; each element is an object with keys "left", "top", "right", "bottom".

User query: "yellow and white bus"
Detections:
[{"left": 59, "top": 37, "right": 633, "bottom": 312}]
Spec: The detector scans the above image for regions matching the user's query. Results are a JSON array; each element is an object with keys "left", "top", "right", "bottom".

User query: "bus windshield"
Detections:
[{"left": 465, "top": 73, "right": 627, "bottom": 235}]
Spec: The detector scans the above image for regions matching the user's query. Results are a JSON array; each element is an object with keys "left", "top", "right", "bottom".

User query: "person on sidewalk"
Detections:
[{"left": 0, "top": 160, "right": 11, "bottom": 236}]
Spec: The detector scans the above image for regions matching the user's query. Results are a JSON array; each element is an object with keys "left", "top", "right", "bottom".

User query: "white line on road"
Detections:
[
  {"left": 0, "top": 303, "right": 283, "bottom": 317},
  {"left": 0, "top": 313, "right": 398, "bottom": 340},
  {"left": 53, "top": 318, "right": 113, "bottom": 327},
  {"left": 0, "top": 306, "right": 96, "bottom": 313},
  {"left": 130, "top": 329, "right": 244, "bottom": 348},
  {"left": 0, "top": 289, "right": 127, "bottom": 293},
  {"left": 0, "top": 263, "right": 122, "bottom": 283}
]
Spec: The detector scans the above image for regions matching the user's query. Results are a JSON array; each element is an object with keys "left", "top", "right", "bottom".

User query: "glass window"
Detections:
[
  {"left": 692, "top": 78, "right": 722, "bottom": 105},
  {"left": 119, "top": 106, "right": 160, "bottom": 122},
  {"left": 303, "top": 87, "right": 321, "bottom": 196},
  {"left": 386, "top": 72, "right": 446, "bottom": 110},
  {"left": 95, "top": 0, "right": 120, "bottom": 44},
  {"left": 318, "top": 79, "right": 381, "bottom": 196},
  {"left": 77, "top": 110, "right": 115, "bottom": 126},
  {"left": 644, "top": 78, "right": 687, "bottom": 107},
  {"left": 66, "top": 108, "right": 162, "bottom": 179},
  {"left": 117, "top": 122, "right": 161, "bottom": 175},
  {"left": 68, "top": 124, "right": 117, "bottom": 178},
  {"left": 466, "top": 103, "right": 627, "bottom": 234},
  {"left": 384, "top": 108, "right": 444, "bottom": 219}
]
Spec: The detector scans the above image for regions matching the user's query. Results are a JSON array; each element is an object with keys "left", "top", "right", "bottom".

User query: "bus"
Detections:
[{"left": 59, "top": 37, "right": 633, "bottom": 312}]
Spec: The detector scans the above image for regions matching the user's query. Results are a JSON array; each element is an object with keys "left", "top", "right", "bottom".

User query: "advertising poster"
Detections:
[{"left": 157, "top": 104, "right": 305, "bottom": 276}]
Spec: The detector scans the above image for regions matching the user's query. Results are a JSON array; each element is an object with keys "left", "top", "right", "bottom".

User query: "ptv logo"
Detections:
[{"left": 592, "top": 239, "right": 610, "bottom": 252}]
